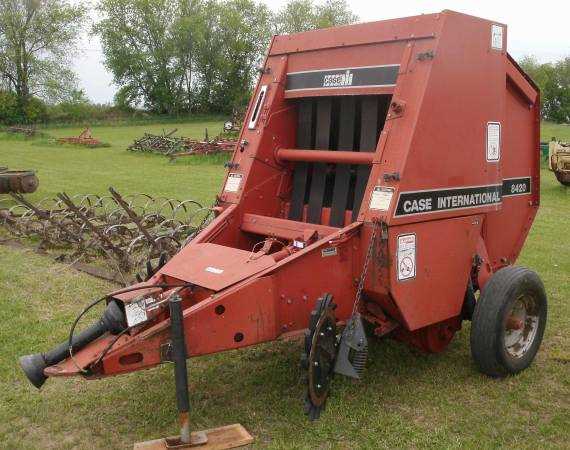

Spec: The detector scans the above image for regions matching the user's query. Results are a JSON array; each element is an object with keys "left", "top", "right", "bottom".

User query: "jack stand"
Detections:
[{"left": 134, "top": 295, "right": 253, "bottom": 450}]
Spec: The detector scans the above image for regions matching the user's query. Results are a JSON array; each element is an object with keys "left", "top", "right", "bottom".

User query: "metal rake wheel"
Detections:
[{"left": 301, "top": 293, "right": 339, "bottom": 421}]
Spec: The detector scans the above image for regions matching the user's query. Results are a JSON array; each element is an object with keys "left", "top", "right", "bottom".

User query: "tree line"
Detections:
[
  {"left": 0, "top": 0, "right": 356, "bottom": 123},
  {"left": 519, "top": 56, "right": 570, "bottom": 123},
  {"left": 97, "top": 0, "right": 357, "bottom": 114},
  {"left": 1, "top": 0, "right": 568, "bottom": 124}
]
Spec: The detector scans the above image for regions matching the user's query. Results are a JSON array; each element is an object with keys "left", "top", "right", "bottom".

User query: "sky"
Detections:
[{"left": 74, "top": 0, "right": 570, "bottom": 104}]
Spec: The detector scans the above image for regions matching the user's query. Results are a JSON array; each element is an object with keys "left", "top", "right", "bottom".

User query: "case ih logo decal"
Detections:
[
  {"left": 394, "top": 177, "right": 531, "bottom": 217},
  {"left": 286, "top": 65, "right": 399, "bottom": 91},
  {"left": 323, "top": 70, "right": 353, "bottom": 87}
]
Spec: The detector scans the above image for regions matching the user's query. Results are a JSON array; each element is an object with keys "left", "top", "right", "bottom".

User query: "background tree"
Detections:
[
  {"left": 274, "top": 0, "right": 357, "bottom": 34},
  {"left": 313, "top": 0, "right": 358, "bottom": 29},
  {"left": 96, "top": 0, "right": 357, "bottom": 115},
  {"left": 520, "top": 56, "right": 570, "bottom": 123},
  {"left": 192, "top": 0, "right": 271, "bottom": 112},
  {"left": 0, "top": 0, "right": 85, "bottom": 111},
  {"left": 95, "top": 0, "right": 199, "bottom": 114},
  {"left": 273, "top": 0, "right": 314, "bottom": 34}
]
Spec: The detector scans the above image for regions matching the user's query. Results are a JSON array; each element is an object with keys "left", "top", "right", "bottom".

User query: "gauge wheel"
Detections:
[
  {"left": 554, "top": 171, "right": 570, "bottom": 186},
  {"left": 470, "top": 266, "right": 547, "bottom": 377},
  {"left": 300, "top": 293, "right": 338, "bottom": 421}
]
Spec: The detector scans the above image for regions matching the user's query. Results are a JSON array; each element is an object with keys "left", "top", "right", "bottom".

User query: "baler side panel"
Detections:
[
  {"left": 218, "top": 55, "right": 297, "bottom": 219},
  {"left": 483, "top": 66, "right": 540, "bottom": 267},
  {"left": 365, "top": 12, "right": 507, "bottom": 226},
  {"left": 272, "top": 235, "right": 358, "bottom": 332},
  {"left": 270, "top": 13, "right": 441, "bottom": 56},
  {"left": 388, "top": 215, "right": 483, "bottom": 331}
]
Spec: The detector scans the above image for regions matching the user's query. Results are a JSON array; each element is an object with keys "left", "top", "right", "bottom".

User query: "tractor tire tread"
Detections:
[{"left": 470, "top": 266, "right": 547, "bottom": 378}]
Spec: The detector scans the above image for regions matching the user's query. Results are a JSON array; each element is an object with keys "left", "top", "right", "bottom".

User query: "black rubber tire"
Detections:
[
  {"left": 470, "top": 266, "right": 547, "bottom": 377},
  {"left": 554, "top": 172, "right": 570, "bottom": 186}
]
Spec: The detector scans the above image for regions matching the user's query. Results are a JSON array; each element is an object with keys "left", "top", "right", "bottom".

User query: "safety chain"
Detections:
[{"left": 352, "top": 220, "right": 380, "bottom": 316}]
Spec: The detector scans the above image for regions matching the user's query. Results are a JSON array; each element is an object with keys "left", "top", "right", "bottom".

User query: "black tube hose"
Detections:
[
  {"left": 19, "top": 301, "right": 127, "bottom": 389},
  {"left": 19, "top": 283, "right": 194, "bottom": 390}
]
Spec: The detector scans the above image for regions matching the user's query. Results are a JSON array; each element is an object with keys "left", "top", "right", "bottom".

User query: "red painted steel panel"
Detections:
[
  {"left": 241, "top": 213, "right": 338, "bottom": 240},
  {"left": 161, "top": 243, "right": 275, "bottom": 291},
  {"left": 388, "top": 215, "right": 483, "bottom": 330}
]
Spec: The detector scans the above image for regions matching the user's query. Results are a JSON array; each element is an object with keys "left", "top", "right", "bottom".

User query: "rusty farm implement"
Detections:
[
  {"left": 19, "top": 11, "right": 546, "bottom": 449},
  {"left": 0, "top": 168, "right": 39, "bottom": 194},
  {"left": 2, "top": 188, "right": 212, "bottom": 283}
]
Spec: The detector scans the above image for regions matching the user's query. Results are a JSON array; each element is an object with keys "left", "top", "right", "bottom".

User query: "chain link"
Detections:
[{"left": 352, "top": 220, "right": 380, "bottom": 316}]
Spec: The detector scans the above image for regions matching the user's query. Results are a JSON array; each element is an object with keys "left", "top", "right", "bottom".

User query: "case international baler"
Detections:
[{"left": 20, "top": 10, "right": 547, "bottom": 448}]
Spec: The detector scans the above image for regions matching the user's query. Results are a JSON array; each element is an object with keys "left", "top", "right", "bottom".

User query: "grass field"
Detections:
[{"left": 0, "top": 121, "right": 568, "bottom": 449}]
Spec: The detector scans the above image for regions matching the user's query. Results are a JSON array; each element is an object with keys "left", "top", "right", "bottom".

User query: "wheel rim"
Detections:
[{"left": 504, "top": 294, "right": 540, "bottom": 358}]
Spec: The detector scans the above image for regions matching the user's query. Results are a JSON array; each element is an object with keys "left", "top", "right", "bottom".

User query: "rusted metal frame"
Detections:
[
  {"left": 57, "top": 193, "right": 129, "bottom": 267},
  {"left": 71, "top": 222, "right": 363, "bottom": 378},
  {"left": 241, "top": 213, "right": 339, "bottom": 240},
  {"left": 109, "top": 187, "right": 157, "bottom": 250},
  {"left": 10, "top": 193, "right": 81, "bottom": 245}
]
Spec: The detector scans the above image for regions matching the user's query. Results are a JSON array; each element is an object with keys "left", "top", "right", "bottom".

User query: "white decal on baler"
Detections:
[
  {"left": 486, "top": 122, "right": 501, "bottom": 162},
  {"left": 397, "top": 234, "right": 416, "bottom": 281},
  {"left": 491, "top": 24, "right": 504, "bottom": 50},
  {"left": 323, "top": 70, "right": 354, "bottom": 87},
  {"left": 224, "top": 173, "right": 242, "bottom": 193},
  {"left": 125, "top": 299, "right": 148, "bottom": 327},
  {"left": 369, "top": 186, "right": 394, "bottom": 211}
]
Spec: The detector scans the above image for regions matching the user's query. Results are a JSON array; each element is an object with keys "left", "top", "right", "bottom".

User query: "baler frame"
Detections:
[{"left": 20, "top": 9, "right": 546, "bottom": 446}]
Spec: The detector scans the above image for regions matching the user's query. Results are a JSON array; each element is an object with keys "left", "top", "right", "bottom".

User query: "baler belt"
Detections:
[
  {"left": 307, "top": 98, "right": 332, "bottom": 224},
  {"left": 289, "top": 100, "right": 313, "bottom": 221},
  {"left": 330, "top": 97, "right": 356, "bottom": 227},
  {"left": 289, "top": 96, "right": 387, "bottom": 226},
  {"left": 353, "top": 97, "right": 380, "bottom": 220}
]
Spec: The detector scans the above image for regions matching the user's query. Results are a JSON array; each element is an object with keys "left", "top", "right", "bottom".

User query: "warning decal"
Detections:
[
  {"left": 487, "top": 122, "right": 501, "bottom": 162},
  {"left": 491, "top": 24, "right": 504, "bottom": 50},
  {"left": 397, "top": 234, "right": 416, "bottom": 281},
  {"left": 224, "top": 173, "right": 242, "bottom": 193},
  {"left": 369, "top": 186, "right": 394, "bottom": 211}
]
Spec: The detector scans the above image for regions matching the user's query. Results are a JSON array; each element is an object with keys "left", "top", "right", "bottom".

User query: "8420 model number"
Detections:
[{"left": 510, "top": 183, "right": 528, "bottom": 194}]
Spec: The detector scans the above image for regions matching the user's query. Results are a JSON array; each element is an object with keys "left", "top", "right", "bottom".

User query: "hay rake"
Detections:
[{"left": 2, "top": 188, "right": 213, "bottom": 282}]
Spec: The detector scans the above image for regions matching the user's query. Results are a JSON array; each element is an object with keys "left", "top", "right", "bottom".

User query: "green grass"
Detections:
[
  {"left": 541, "top": 121, "right": 570, "bottom": 142},
  {"left": 0, "top": 121, "right": 568, "bottom": 449},
  {"left": 0, "top": 120, "right": 228, "bottom": 210}
]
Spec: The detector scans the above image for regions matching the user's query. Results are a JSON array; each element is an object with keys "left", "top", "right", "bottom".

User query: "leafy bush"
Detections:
[
  {"left": 0, "top": 90, "right": 23, "bottom": 125},
  {"left": 0, "top": 91, "right": 48, "bottom": 125},
  {"left": 23, "top": 96, "right": 48, "bottom": 123}
]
